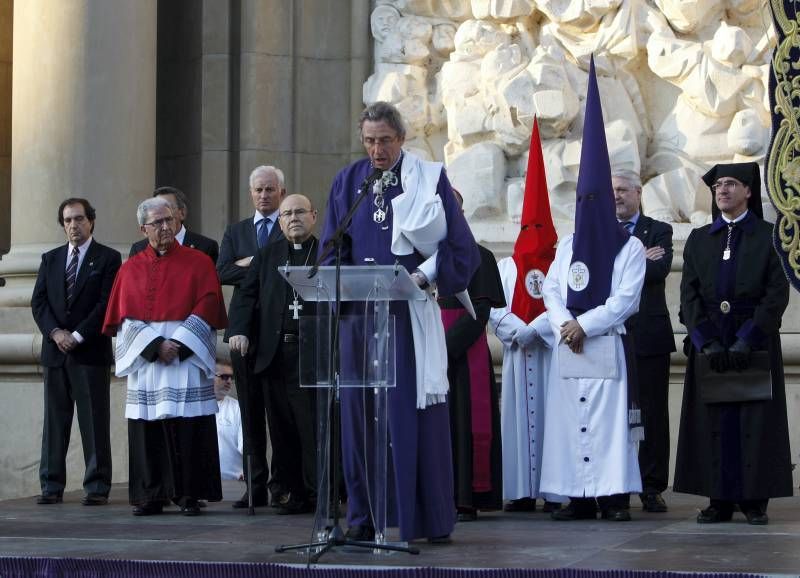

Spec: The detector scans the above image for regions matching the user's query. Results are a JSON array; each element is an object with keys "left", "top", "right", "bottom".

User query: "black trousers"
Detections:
[
  {"left": 636, "top": 353, "right": 671, "bottom": 494},
  {"left": 39, "top": 359, "right": 112, "bottom": 496},
  {"left": 262, "top": 341, "right": 317, "bottom": 500},
  {"left": 232, "top": 349, "right": 276, "bottom": 498},
  {"left": 128, "top": 415, "right": 222, "bottom": 506}
]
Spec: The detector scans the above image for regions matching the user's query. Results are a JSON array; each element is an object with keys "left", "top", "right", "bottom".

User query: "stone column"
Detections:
[
  {"left": 1, "top": 0, "right": 156, "bottom": 314},
  {"left": 0, "top": 0, "right": 156, "bottom": 500}
]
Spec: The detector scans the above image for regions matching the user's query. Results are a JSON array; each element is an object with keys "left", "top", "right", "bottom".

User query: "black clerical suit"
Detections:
[
  {"left": 624, "top": 215, "right": 675, "bottom": 496},
  {"left": 31, "top": 239, "right": 122, "bottom": 498},
  {"left": 675, "top": 212, "right": 793, "bottom": 511},
  {"left": 218, "top": 214, "right": 285, "bottom": 502},
  {"left": 228, "top": 236, "right": 318, "bottom": 508},
  {"left": 130, "top": 229, "right": 219, "bottom": 263}
]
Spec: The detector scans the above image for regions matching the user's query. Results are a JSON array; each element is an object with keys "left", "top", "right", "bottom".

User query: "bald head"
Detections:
[{"left": 279, "top": 194, "right": 317, "bottom": 243}]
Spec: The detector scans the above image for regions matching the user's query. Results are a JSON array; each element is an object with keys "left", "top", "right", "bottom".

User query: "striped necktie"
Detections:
[
  {"left": 623, "top": 221, "right": 635, "bottom": 234},
  {"left": 257, "top": 218, "right": 271, "bottom": 248},
  {"left": 65, "top": 247, "right": 79, "bottom": 305}
]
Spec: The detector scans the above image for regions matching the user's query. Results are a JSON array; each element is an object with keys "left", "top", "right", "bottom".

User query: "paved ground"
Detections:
[{"left": 1, "top": 482, "right": 799, "bottom": 574}]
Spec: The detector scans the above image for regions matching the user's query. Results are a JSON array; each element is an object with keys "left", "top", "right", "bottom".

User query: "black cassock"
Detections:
[
  {"left": 439, "top": 245, "right": 506, "bottom": 511},
  {"left": 675, "top": 212, "right": 793, "bottom": 501}
]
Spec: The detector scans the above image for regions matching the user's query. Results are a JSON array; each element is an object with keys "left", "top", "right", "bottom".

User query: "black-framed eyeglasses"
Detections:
[
  {"left": 280, "top": 208, "right": 312, "bottom": 219},
  {"left": 711, "top": 180, "right": 741, "bottom": 193},
  {"left": 215, "top": 373, "right": 233, "bottom": 381},
  {"left": 143, "top": 216, "right": 175, "bottom": 229}
]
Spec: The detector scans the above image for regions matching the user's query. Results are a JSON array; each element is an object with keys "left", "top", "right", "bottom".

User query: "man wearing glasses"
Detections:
[
  {"left": 214, "top": 362, "right": 243, "bottom": 481},
  {"left": 102, "top": 197, "right": 228, "bottom": 516},
  {"left": 228, "top": 194, "right": 319, "bottom": 515},
  {"left": 129, "top": 186, "right": 219, "bottom": 263},
  {"left": 674, "top": 162, "right": 793, "bottom": 525},
  {"left": 218, "top": 165, "right": 286, "bottom": 509}
]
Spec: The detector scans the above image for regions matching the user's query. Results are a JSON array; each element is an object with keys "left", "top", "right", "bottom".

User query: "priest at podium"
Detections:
[{"left": 319, "top": 102, "right": 480, "bottom": 543}]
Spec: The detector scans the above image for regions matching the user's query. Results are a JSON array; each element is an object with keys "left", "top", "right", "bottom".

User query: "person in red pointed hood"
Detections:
[{"left": 490, "top": 117, "right": 564, "bottom": 513}]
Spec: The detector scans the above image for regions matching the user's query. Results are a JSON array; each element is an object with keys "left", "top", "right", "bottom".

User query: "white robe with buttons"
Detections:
[
  {"left": 490, "top": 257, "right": 562, "bottom": 502},
  {"left": 539, "top": 235, "right": 645, "bottom": 498}
]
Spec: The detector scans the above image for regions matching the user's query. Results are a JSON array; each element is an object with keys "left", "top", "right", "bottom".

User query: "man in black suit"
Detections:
[
  {"left": 613, "top": 170, "right": 675, "bottom": 513},
  {"left": 229, "top": 194, "right": 318, "bottom": 514},
  {"left": 31, "top": 198, "right": 122, "bottom": 505},
  {"left": 218, "top": 165, "right": 286, "bottom": 508},
  {"left": 129, "top": 186, "right": 219, "bottom": 263}
]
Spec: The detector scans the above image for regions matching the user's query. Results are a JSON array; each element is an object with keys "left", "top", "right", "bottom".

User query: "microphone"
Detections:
[
  {"left": 360, "top": 167, "right": 384, "bottom": 193},
  {"left": 307, "top": 167, "right": 384, "bottom": 279}
]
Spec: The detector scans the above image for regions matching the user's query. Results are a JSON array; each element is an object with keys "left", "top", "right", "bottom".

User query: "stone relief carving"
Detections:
[{"left": 363, "top": 0, "right": 775, "bottom": 240}]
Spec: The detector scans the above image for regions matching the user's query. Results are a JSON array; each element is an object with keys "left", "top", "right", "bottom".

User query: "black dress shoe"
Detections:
[
  {"left": 180, "top": 499, "right": 201, "bottom": 516},
  {"left": 504, "top": 497, "right": 536, "bottom": 512},
  {"left": 541, "top": 501, "right": 561, "bottom": 513},
  {"left": 81, "top": 493, "right": 108, "bottom": 506},
  {"left": 132, "top": 502, "right": 163, "bottom": 516},
  {"left": 276, "top": 494, "right": 313, "bottom": 515},
  {"left": 641, "top": 493, "right": 667, "bottom": 513},
  {"left": 696, "top": 505, "right": 733, "bottom": 524},
  {"left": 427, "top": 534, "right": 452, "bottom": 544},
  {"left": 601, "top": 507, "right": 632, "bottom": 521},
  {"left": 457, "top": 507, "right": 478, "bottom": 522},
  {"left": 344, "top": 524, "right": 375, "bottom": 542},
  {"left": 36, "top": 493, "right": 63, "bottom": 505},
  {"left": 551, "top": 502, "right": 597, "bottom": 521},
  {"left": 744, "top": 509, "right": 769, "bottom": 525},
  {"left": 232, "top": 492, "right": 268, "bottom": 509}
]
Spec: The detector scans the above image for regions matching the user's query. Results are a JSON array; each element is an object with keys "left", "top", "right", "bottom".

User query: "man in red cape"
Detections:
[
  {"left": 103, "top": 197, "right": 227, "bottom": 517},
  {"left": 490, "top": 117, "right": 561, "bottom": 512}
]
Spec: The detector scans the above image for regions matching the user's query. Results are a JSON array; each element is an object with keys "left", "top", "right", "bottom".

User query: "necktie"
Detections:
[
  {"left": 257, "top": 218, "right": 270, "bottom": 248},
  {"left": 623, "top": 221, "right": 635, "bottom": 234},
  {"left": 65, "top": 247, "right": 79, "bottom": 305}
]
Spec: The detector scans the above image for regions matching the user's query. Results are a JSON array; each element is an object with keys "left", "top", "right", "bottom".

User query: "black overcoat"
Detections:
[{"left": 674, "top": 215, "right": 793, "bottom": 500}]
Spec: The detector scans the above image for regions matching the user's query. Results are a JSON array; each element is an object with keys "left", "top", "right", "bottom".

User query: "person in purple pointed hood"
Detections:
[
  {"left": 673, "top": 161, "right": 792, "bottom": 525},
  {"left": 538, "top": 56, "right": 647, "bottom": 522}
]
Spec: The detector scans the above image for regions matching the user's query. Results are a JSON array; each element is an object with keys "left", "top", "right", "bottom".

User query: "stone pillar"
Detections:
[{"left": 0, "top": 0, "right": 157, "bottom": 500}]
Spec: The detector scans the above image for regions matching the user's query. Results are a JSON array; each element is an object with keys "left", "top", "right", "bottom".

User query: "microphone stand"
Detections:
[{"left": 276, "top": 168, "right": 420, "bottom": 562}]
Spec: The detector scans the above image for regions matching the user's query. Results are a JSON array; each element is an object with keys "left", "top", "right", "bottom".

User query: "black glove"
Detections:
[
  {"left": 727, "top": 338, "right": 752, "bottom": 372},
  {"left": 701, "top": 340, "right": 728, "bottom": 373}
]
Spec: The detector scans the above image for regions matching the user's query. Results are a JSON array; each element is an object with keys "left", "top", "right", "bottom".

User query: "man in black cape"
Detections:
[{"left": 674, "top": 161, "right": 793, "bottom": 525}]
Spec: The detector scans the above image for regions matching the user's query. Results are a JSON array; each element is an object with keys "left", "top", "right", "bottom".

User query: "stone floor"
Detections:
[{"left": 1, "top": 482, "right": 799, "bottom": 575}]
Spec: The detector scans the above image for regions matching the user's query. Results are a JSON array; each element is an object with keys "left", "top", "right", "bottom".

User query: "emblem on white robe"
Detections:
[{"left": 568, "top": 261, "right": 589, "bottom": 291}]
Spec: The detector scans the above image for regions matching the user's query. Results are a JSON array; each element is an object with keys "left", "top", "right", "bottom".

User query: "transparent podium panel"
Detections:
[
  {"left": 281, "top": 265, "right": 419, "bottom": 555},
  {"left": 298, "top": 314, "right": 396, "bottom": 388}
]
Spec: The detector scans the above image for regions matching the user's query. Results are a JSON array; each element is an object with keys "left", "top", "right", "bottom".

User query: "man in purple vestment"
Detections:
[{"left": 319, "top": 101, "right": 480, "bottom": 543}]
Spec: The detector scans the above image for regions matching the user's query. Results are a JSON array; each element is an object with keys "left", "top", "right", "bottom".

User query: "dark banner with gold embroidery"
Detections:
[{"left": 768, "top": 0, "right": 800, "bottom": 292}]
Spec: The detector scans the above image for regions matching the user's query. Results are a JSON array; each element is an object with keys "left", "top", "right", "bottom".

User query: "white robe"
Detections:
[
  {"left": 539, "top": 235, "right": 645, "bottom": 498},
  {"left": 116, "top": 315, "right": 218, "bottom": 420},
  {"left": 490, "top": 257, "right": 562, "bottom": 502}
]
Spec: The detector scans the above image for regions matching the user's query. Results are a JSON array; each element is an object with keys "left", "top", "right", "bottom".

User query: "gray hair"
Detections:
[
  {"left": 358, "top": 101, "right": 406, "bottom": 140},
  {"left": 611, "top": 169, "right": 642, "bottom": 190},
  {"left": 249, "top": 165, "right": 285, "bottom": 189},
  {"left": 136, "top": 197, "right": 172, "bottom": 226}
]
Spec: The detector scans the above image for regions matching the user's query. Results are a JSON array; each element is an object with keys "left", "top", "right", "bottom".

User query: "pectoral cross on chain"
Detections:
[{"left": 289, "top": 298, "right": 303, "bottom": 320}]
